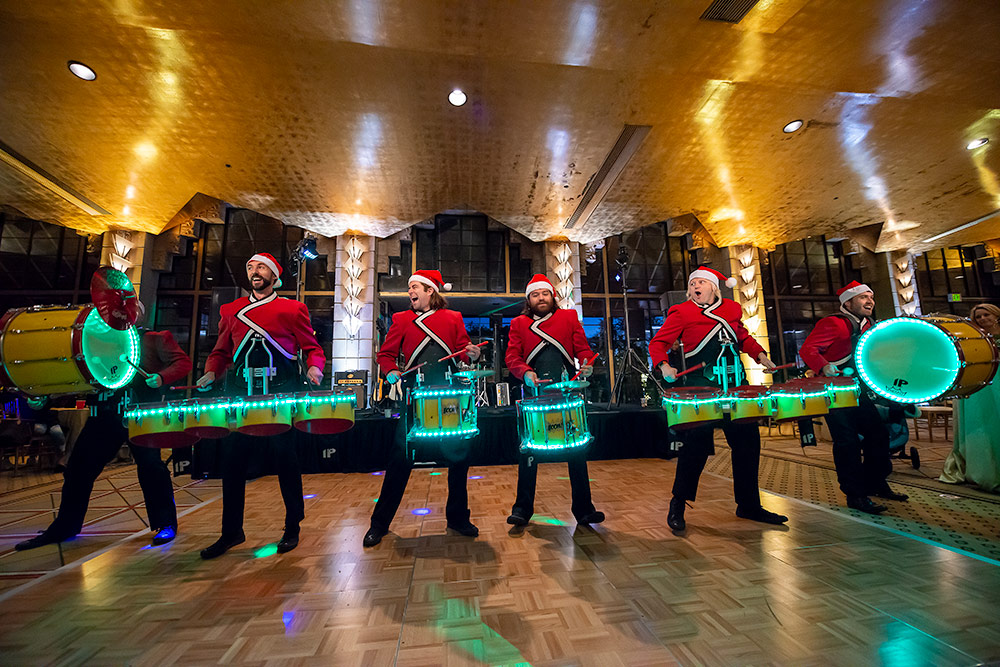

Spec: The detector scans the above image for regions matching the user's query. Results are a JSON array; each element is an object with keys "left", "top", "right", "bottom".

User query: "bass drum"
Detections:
[
  {"left": 855, "top": 315, "right": 998, "bottom": 403},
  {"left": 0, "top": 305, "right": 140, "bottom": 397}
]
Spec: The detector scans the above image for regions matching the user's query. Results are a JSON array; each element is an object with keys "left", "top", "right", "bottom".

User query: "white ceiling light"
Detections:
[
  {"left": 67, "top": 60, "right": 96, "bottom": 81},
  {"left": 782, "top": 119, "right": 804, "bottom": 133},
  {"left": 966, "top": 137, "right": 989, "bottom": 150},
  {"left": 448, "top": 89, "right": 467, "bottom": 107}
]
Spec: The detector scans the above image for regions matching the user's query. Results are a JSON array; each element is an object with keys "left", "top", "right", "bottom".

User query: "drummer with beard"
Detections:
[
  {"left": 649, "top": 266, "right": 787, "bottom": 532},
  {"left": 195, "top": 252, "right": 326, "bottom": 559},
  {"left": 505, "top": 274, "right": 603, "bottom": 527},
  {"left": 363, "top": 270, "right": 483, "bottom": 548},
  {"left": 799, "top": 281, "right": 908, "bottom": 514}
]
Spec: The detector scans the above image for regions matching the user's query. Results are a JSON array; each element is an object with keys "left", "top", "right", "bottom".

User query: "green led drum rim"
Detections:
[
  {"left": 855, "top": 317, "right": 961, "bottom": 404},
  {"left": 412, "top": 388, "right": 473, "bottom": 399},
  {"left": 521, "top": 434, "right": 593, "bottom": 451},
  {"left": 125, "top": 393, "right": 356, "bottom": 419},
  {"left": 95, "top": 320, "right": 140, "bottom": 390},
  {"left": 521, "top": 397, "right": 586, "bottom": 412},
  {"left": 660, "top": 396, "right": 721, "bottom": 408},
  {"left": 410, "top": 426, "right": 479, "bottom": 438},
  {"left": 771, "top": 389, "right": 829, "bottom": 399}
]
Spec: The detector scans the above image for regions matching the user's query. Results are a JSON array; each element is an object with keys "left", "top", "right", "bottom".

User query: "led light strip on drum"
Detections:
[
  {"left": 409, "top": 426, "right": 480, "bottom": 439},
  {"left": 101, "top": 324, "right": 141, "bottom": 390},
  {"left": 411, "top": 387, "right": 473, "bottom": 398},
  {"left": 660, "top": 395, "right": 721, "bottom": 407},
  {"left": 520, "top": 397, "right": 586, "bottom": 412},
  {"left": 855, "top": 318, "right": 960, "bottom": 404},
  {"left": 770, "top": 389, "right": 829, "bottom": 399},
  {"left": 522, "top": 433, "right": 592, "bottom": 451},
  {"left": 124, "top": 392, "right": 357, "bottom": 420}
]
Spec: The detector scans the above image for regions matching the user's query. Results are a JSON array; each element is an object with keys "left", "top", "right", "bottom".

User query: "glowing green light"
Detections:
[
  {"left": 81, "top": 312, "right": 140, "bottom": 390},
  {"left": 856, "top": 317, "right": 961, "bottom": 403},
  {"left": 661, "top": 396, "right": 721, "bottom": 407},
  {"left": 254, "top": 544, "right": 278, "bottom": 558},
  {"left": 429, "top": 472, "right": 443, "bottom": 475},
  {"left": 532, "top": 515, "right": 568, "bottom": 526},
  {"left": 410, "top": 426, "right": 479, "bottom": 439},
  {"left": 125, "top": 392, "right": 356, "bottom": 421},
  {"left": 521, "top": 434, "right": 592, "bottom": 451}
]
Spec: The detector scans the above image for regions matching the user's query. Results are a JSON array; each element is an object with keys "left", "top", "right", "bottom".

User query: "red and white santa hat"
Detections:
[
  {"left": 837, "top": 280, "right": 872, "bottom": 304},
  {"left": 689, "top": 266, "right": 736, "bottom": 289},
  {"left": 408, "top": 269, "right": 452, "bottom": 293},
  {"left": 524, "top": 274, "right": 555, "bottom": 299},
  {"left": 248, "top": 252, "right": 283, "bottom": 288}
]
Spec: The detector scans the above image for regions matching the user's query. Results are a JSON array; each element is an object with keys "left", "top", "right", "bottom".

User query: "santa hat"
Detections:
[
  {"left": 524, "top": 274, "right": 555, "bottom": 299},
  {"left": 248, "top": 253, "right": 283, "bottom": 288},
  {"left": 408, "top": 269, "right": 451, "bottom": 293},
  {"left": 837, "top": 280, "right": 872, "bottom": 304},
  {"left": 689, "top": 266, "right": 736, "bottom": 289}
]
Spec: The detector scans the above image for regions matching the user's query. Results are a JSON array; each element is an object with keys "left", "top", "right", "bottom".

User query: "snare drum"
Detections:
[
  {"left": 408, "top": 384, "right": 478, "bottom": 440},
  {"left": 771, "top": 380, "right": 830, "bottom": 422},
  {"left": 826, "top": 377, "right": 860, "bottom": 409},
  {"left": 0, "top": 305, "right": 140, "bottom": 396},
  {"left": 728, "top": 385, "right": 773, "bottom": 423},
  {"left": 126, "top": 402, "right": 201, "bottom": 449},
  {"left": 233, "top": 394, "right": 295, "bottom": 436},
  {"left": 856, "top": 315, "right": 999, "bottom": 403},
  {"left": 661, "top": 387, "right": 723, "bottom": 430},
  {"left": 292, "top": 390, "right": 357, "bottom": 434},
  {"left": 178, "top": 398, "right": 232, "bottom": 439},
  {"left": 518, "top": 393, "right": 591, "bottom": 454}
]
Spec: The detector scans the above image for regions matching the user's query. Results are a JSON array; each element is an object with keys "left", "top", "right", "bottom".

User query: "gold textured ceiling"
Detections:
[{"left": 1, "top": 0, "right": 999, "bottom": 252}]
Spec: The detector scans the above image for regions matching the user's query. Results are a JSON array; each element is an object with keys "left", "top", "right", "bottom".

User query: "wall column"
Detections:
[
  {"left": 332, "top": 234, "right": 376, "bottom": 387},
  {"left": 727, "top": 244, "right": 772, "bottom": 385},
  {"left": 544, "top": 240, "right": 583, "bottom": 320}
]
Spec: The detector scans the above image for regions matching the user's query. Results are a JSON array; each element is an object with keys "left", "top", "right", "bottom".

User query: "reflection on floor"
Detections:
[{"left": 1, "top": 453, "right": 998, "bottom": 665}]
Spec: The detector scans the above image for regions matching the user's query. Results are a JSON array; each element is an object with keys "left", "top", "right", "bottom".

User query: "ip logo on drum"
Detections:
[{"left": 890, "top": 378, "right": 909, "bottom": 394}]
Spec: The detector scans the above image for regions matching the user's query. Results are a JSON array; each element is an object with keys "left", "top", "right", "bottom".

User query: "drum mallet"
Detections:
[
  {"left": 399, "top": 362, "right": 427, "bottom": 377},
  {"left": 764, "top": 362, "right": 799, "bottom": 374},
  {"left": 119, "top": 354, "right": 151, "bottom": 379},
  {"left": 666, "top": 362, "right": 706, "bottom": 382},
  {"left": 569, "top": 352, "right": 600, "bottom": 382},
  {"left": 170, "top": 385, "right": 202, "bottom": 390},
  {"left": 438, "top": 341, "right": 489, "bottom": 363}
]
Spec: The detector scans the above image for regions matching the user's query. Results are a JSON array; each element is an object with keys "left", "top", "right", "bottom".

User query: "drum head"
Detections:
[
  {"left": 856, "top": 318, "right": 960, "bottom": 403},
  {"left": 91, "top": 267, "right": 139, "bottom": 330},
  {"left": 81, "top": 309, "right": 140, "bottom": 390}
]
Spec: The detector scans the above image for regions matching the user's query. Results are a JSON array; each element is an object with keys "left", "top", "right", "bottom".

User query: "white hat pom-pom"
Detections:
[
  {"left": 725, "top": 277, "right": 737, "bottom": 288},
  {"left": 443, "top": 282, "right": 452, "bottom": 291}
]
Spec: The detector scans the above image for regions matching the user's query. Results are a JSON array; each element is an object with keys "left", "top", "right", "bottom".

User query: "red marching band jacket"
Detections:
[
  {"left": 205, "top": 292, "right": 326, "bottom": 376},
  {"left": 140, "top": 331, "right": 192, "bottom": 385},
  {"left": 648, "top": 298, "right": 765, "bottom": 368},
  {"left": 376, "top": 309, "right": 471, "bottom": 376},
  {"left": 505, "top": 309, "right": 595, "bottom": 380},
  {"left": 799, "top": 310, "right": 871, "bottom": 374}
]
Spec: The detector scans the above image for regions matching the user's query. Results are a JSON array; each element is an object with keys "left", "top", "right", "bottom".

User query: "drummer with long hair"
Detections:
[
  {"left": 799, "top": 281, "right": 908, "bottom": 514},
  {"left": 649, "top": 266, "right": 786, "bottom": 532},
  {"left": 504, "top": 274, "right": 602, "bottom": 528}
]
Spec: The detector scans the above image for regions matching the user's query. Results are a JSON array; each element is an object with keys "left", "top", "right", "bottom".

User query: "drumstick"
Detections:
[
  {"left": 764, "top": 362, "right": 799, "bottom": 374},
  {"left": 670, "top": 362, "right": 706, "bottom": 381},
  {"left": 570, "top": 352, "right": 600, "bottom": 381},
  {"left": 399, "top": 362, "right": 426, "bottom": 377},
  {"left": 119, "top": 354, "right": 151, "bottom": 378},
  {"left": 170, "top": 384, "right": 202, "bottom": 390},
  {"left": 438, "top": 341, "right": 489, "bottom": 363}
]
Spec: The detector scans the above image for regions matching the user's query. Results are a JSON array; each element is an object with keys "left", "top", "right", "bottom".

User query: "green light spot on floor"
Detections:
[
  {"left": 373, "top": 498, "right": 379, "bottom": 502},
  {"left": 531, "top": 515, "right": 568, "bottom": 526},
  {"left": 254, "top": 544, "right": 278, "bottom": 558},
  {"left": 429, "top": 472, "right": 443, "bottom": 475}
]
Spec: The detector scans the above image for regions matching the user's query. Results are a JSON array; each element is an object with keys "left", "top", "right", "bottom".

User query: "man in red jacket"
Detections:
[
  {"left": 195, "top": 252, "right": 326, "bottom": 559},
  {"left": 799, "top": 281, "right": 908, "bottom": 514},
  {"left": 649, "top": 266, "right": 786, "bottom": 532},
  {"left": 505, "top": 274, "right": 603, "bottom": 527},
  {"left": 16, "top": 323, "right": 192, "bottom": 550},
  {"left": 364, "top": 270, "right": 482, "bottom": 547}
]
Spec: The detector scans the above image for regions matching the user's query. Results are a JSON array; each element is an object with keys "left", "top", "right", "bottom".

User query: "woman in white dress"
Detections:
[{"left": 940, "top": 303, "right": 1000, "bottom": 492}]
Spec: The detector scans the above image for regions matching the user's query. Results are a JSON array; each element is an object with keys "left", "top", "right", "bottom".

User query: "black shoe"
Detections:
[
  {"left": 276, "top": 528, "right": 299, "bottom": 554},
  {"left": 846, "top": 496, "right": 887, "bottom": 514},
  {"left": 871, "top": 486, "right": 909, "bottom": 501},
  {"left": 14, "top": 531, "right": 71, "bottom": 551},
  {"left": 199, "top": 532, "right": 246, "bottom": 559},
  {"left": 151, "top": 526, "right": 176, "bottom": 546},
  {"left": 736, "top": 506, "right": 789, "bottom": 525},
  {"left": 447, "top": 521, "right": 479, "bottom": 537},
  {"left": 506, "top": 511, "right": 529, "bottom": 527},
  {"left": 667, "top": 497, "right": 686, "bottom": 532},
  {"left": 363, "top": 526, "right": 387, "bottom": 548},
  {"left": 577, "top": 511, "right": 605, "bottom": 525}
]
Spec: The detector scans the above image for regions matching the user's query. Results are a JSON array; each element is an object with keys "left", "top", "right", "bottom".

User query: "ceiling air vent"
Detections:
[
  {"left": 700, "top": 0, "right": 761, "bottom": 24},
  {"left": 563, "top": 124, "right": 651, "bottom": 231}
]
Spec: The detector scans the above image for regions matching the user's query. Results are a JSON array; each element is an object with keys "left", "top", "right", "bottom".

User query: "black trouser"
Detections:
[
  {"left": 823, "top": 395, "right": 892, "bottom": 498},
  {"left": 511, "top": 451, "right": 595, "bottom": 521},
  {"left": 220, "top": 431, "right": 304, "bottom": 536},
  {"left": 48, "top": 411, "right": 176, "bottom": 537},
  {"left": 370, "top": 416, "right": 470, "bottom": 531},
  {"left": 671, "top": 417, "right": 762, "bottom": 509}
]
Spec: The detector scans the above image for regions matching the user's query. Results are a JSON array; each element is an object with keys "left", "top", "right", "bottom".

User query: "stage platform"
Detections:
[{"left": 2, "top": 456, "right": 1000, "bottom": 665}]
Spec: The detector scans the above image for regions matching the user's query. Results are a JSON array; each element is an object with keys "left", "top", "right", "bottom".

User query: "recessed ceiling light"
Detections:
[
  {"left": 355, "top": 198, "right": 362, "bottom": 205},
  {"left": 966, "top": 137, "right": 989, "bottom": 150},
  {"left": 448, "top": 89, "right": 467, "bottom": 107},
  {"left": 67, "top": 60, "right": 96, "bottom": 81},
  {"left": 782, "top": 119, "right": 804, "bottom": 133}
]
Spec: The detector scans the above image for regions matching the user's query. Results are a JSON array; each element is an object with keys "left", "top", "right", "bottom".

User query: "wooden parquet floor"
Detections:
[{"left": 1, "top": 458, "right": 999, "bottom": 666}]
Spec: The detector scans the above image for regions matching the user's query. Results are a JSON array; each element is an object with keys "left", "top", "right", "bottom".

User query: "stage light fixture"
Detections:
[{"left": 68, "top": 60, "right": 96, "bottom": 81}]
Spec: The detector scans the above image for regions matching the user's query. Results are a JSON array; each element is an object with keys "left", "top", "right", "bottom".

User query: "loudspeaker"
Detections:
[{"left": 334, "top": 370, "right": 368, "bottom": 409}]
